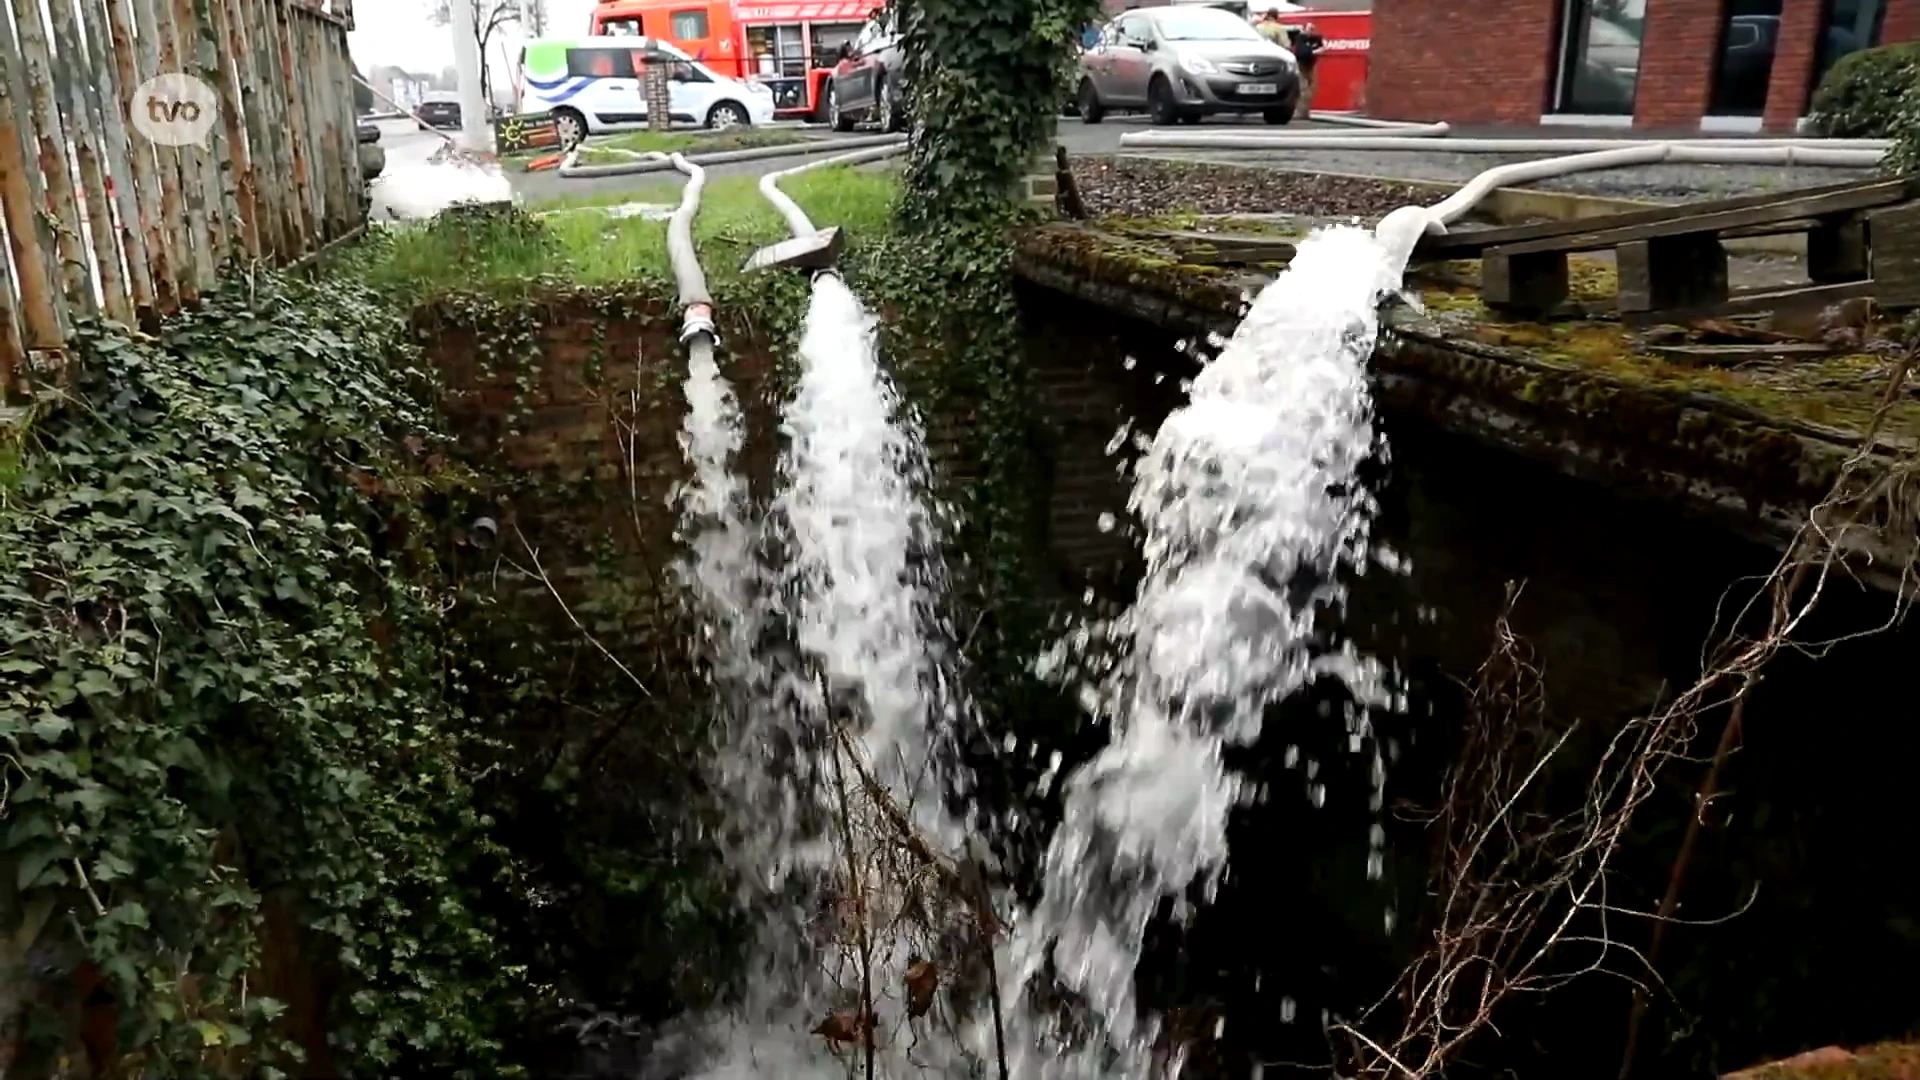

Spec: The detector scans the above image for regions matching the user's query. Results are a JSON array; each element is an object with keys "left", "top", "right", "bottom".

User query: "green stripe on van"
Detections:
[{"left": 523, "top": 40, "right": 575, "bottom": 77}]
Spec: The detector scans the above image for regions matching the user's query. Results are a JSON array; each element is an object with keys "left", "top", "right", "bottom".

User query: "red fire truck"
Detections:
[{"left": 589, "top": 0, "right": 884, "bottom": 120}]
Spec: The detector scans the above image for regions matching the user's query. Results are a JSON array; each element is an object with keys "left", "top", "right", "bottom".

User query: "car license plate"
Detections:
[{"left": 1241, "top": 83, "right": 1278, "bottom": 95}]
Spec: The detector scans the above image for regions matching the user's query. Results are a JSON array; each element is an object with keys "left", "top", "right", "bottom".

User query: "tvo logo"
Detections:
[{"left": 130, "top": 73, "right": 218, "bottom": 147}]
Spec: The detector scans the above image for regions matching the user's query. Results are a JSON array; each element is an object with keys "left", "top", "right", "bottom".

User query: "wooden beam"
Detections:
[
  {"left": 1621, "top": 279, "right": 1876, "bottom": 326},
  {"left": 1413, "top": 177, "right": 1904, "bottom": 258},
  {"left": 1481, "top": 249, "right": 1569, "bottom": 313},
  {"left": 1648, "top": 342, "right": 1836, "bottom": 366},
  {"left": 1495, "top": 179, "right": 1916, "bottom": 259},
  {"left": 1618, "top": 235, "right": 1729, "bottom": 314},
  {"left": 1807, "top": 213, "right": 1869, "bottom": 283},
  {"left": 1869, "top": 201, "right": 1920, "bottom": 309}
]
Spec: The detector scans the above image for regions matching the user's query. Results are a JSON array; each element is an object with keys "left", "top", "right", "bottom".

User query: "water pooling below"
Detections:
[{"left": 664, "top": 213, "right": 1433, "bottom": 1077}]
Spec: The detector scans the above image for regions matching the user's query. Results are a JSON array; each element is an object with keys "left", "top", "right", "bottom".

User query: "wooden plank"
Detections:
[
  {"left": 1617, "top": 235, "right": 1728, "bottom": 314},
  {"left": 0, "top": 0, "right": 69, "bottom": 350},
  {"left": 48, "top": 0, "right": 133, "bottom": 325},
  {"left": 1648, "top": 343, "right": 1836, "bottom": 366},
  {"left": 106, "top": 0, "right": 175, "bottom": 312},
  {"left": 1807, "top": 213, "right": 1869, "bottom": 284},
  {"left": 1499, "top": 178, "right": 1916, "bottom": 259},
  {"left": 9, "top": 0, "right": 95, "bottom": 312},
  {"left": 134, "top": 0, "right": 197, "bottom": 306},
  {"left": 1869, "top": 201, "right": 1920, "bottom": 309},
  {"left": 207, "top": 0, "right": 261, "bottom": 258},
  {"left": 1414, "top": 177, "right": 1900, "bottom": 258},
  {"left": 1482, "top": 249, "right": 1569, "bottom": 313},
  {"left": 274, "top": 0, "right": 317, "bottom": 253},
  {"left": 1622, "top": 280, "right": 1876, "bottom": 326},
  {"left": 81, "top": 0, "right": 154, "bottom": 316}
]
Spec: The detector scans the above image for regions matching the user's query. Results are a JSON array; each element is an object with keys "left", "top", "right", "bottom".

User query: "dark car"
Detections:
[
  {"left": 825, "top": 11, "right": 906, "bottom": 132},
  {"left": 416, "top": 93, "right": 462, "bottom": 130}
]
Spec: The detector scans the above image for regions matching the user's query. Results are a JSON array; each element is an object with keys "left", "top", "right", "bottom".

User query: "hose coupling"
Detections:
[{"left": 679, "top": 302, "right": 718, "bottom": 346}]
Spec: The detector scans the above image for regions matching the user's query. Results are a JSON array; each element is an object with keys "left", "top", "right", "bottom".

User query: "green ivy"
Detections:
[
  {"left": 0, "top": 274, "right": 533, "bottom": 1077},
  {"left": 1807, "top": 41, "right": 1920, "bottom": 140}
]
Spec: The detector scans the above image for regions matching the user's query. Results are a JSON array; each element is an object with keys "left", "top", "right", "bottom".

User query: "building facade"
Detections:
[{"left": 1368, "top": 0, "right": 1918, "bottom": 131}]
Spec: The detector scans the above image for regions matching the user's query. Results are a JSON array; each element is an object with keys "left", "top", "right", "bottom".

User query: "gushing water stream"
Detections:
[{"left": 671, "top": 213, "right": 1429, "bottom": 1077}]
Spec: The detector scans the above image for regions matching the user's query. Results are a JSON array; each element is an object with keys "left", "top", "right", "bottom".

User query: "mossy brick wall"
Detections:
[{"left": 409, "top": 286, "right": 1178, "bottom": 618}]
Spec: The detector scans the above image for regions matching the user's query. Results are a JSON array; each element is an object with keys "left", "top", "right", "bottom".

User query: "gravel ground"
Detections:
[
  {"left": 1074, "top": 156, "right": 1435, "bottom": 219},
  {"left": 1125, "top": 149, "right": 1877, "bottom": 204}
]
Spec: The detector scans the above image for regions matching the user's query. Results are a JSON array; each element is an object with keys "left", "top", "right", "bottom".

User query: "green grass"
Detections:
[
  {"left": 346, "top": 165, "right": 899, "bottom": 294},
  {"left": 584, "top": 126, "right": 815, "bottom": 159}
]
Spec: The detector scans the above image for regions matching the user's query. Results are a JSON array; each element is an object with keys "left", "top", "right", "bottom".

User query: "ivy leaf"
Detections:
[
  {"left": 29, "top": 714, "right": 71, "bottom": 741},
  {"left": 15, "top": 844, "right": 64, "bottom": 891},
  {"left": 194, "top": 1020, "right": 226, "bottom": 1047}
]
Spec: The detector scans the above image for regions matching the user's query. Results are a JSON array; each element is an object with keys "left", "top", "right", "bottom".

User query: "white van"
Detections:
[{"left": 515, "top": 36, "right": 777, "bottom": 145}]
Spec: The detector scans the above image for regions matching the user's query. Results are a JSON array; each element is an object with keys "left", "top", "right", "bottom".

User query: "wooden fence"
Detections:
[{"left": 0, "top": 0, "right": 360, "bottom": 400}]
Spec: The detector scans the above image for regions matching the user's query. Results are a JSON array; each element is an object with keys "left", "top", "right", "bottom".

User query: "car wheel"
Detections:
[
  {"left": 1147, "top": 76, "right": 1178, "bottom": 126},
  {"left": 876, "top": 77, "right": 904, "bottom": 133},
  {"left": 554, "top": 107, "right": 587, "bottom": 147},
  {"left": 1077, "top": 78, "right": 1104, "bottom": 123},
  {"left": 1263, "top": 107, "right": 1293, "bottom": 125},
  {"left": 828, "top": 82, "right": 855, "bottom": 132},
  {"left": 707, "top": 101, "right": 750, "bottom": 130}
]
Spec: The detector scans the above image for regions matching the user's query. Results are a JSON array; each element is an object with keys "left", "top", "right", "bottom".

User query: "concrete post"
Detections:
[{"left": 450, "top": 0, "right": 492, "bottom": 152}]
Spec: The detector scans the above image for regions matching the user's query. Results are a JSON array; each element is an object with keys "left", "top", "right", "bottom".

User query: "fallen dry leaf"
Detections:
[
  {"left": 905, "top": 958, "right": 938, "bottom": 1019},
  {"left": 812, "top": 1008, "right": 876, "bottom": 1051}
]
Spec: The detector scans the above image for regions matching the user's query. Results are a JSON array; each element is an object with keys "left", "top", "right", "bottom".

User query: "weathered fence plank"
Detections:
[
  {"left": 1, "top": 0, "right": 70, "bottom": 352},
  {"left": 0, "top": 0, "right": 366, "bottom": 379},
  {"left": 133, "top": 0, "right": 198, "bottom": 307},
  {"left": 107, "top": 0, "right": 177, "bottom": 310},
  {"left": 207, "top": 0, "right": 261, "bottom": 259},
  {"left": 48, "top": 0, "right": 134, "bottom": 324},
  {"left": 82, "top": 0, "right": 156, "bottom": 315},
  {"left": 7, "top": 0, "right": 96, "bottom": 312},
  {"left": 276, "top": 0, "right": 319, "bottom": 250}
]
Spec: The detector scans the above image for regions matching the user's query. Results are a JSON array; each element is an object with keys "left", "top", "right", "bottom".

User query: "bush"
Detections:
[{"left": 1806, "top": 42, "right": 1920, "bottom": 138}]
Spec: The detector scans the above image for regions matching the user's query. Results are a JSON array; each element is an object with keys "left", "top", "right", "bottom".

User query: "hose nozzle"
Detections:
[{"left": 744, "top": 225, "right": 844, "bottom": 274}]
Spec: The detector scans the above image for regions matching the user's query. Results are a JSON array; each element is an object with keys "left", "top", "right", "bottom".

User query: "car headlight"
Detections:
[
  {"left": 1180, "top": 53, "right": 1218, "bottom": 74},
  {"left": 746, "top": 79, "right": 773, "bottom": 96}
]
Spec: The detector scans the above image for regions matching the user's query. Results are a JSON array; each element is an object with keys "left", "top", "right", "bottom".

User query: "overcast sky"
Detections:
[{"left": 348, "top": 0, "right": 597, "bottom": 74}]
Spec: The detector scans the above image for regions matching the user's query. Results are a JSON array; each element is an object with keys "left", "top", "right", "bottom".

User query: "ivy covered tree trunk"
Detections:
[{"left": 893, "top": 0, "right": 1097, "bottom": 229}]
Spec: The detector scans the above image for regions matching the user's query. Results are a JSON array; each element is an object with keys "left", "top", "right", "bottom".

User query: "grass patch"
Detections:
[
  {"left": 581, "top": 126, "right": 816, "bottom": 162},
  {"left": 344, "top": 164, "right": 898, "bottom": 294}
]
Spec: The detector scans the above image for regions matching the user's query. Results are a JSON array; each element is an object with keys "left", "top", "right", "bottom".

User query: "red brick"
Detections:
[
  {"left": 1366, "top": 0, "right": 1560, "bottom": 124},
  {"left": 1633, "top": 0, "right": 1720, "bottom": 128},
  {"left": 1763, "top": 0, "right": 1825, "bottom": 131},
  {"left": 1886, "top": 0, "right": 1920, "bottom": 43}
]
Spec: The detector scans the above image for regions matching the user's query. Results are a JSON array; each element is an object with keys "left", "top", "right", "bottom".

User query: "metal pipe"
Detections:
[
  {"left": 1119, "top": 131, "right": 1891, "bottom": 153},
  {"left": 559, "top": 132, "right": 906, "bottom": 179},
  {"left": 759, "top": 140, "right": 911, "bottom": 238}
]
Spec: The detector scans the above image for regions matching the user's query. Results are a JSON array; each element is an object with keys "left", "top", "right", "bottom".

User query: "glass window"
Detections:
[
  {"left": 1710, "top": 0, "right": 1781, "bottom": 114},
  {"left": 1813, "top": 0, "right": 1886, "bottom": 99},
  {"left": 670, "top": 9, "right": 709, "bottom": 38},
  {"left": 566, "top": 47, "right": 637, "bottom": 78},
  {"left": 1114, "top": 13, "right": 1150, "bottom": 46},
  {"left": 1148, "top": 7, "right": 1263, "bottom": 41},
  {"left": 600, "top": 16, "right": 642, "bottom": 35},
  {"left": 1555, "top": 0, "right": 1646, "bottom": 114}
]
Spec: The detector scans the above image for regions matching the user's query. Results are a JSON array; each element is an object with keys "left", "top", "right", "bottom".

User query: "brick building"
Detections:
[{"left": 1368, "top": 0, "right": 1918, "bottom": 132}]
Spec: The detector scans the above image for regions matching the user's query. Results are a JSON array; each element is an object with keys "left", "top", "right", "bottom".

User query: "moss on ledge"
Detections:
[{"left": 1008, "top": 221, "right": 1920, "bottom": 574}]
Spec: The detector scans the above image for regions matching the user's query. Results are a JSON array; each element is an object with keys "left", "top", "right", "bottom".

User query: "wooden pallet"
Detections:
[{"left": 1414, "top": 177, "right": 1917, "bottom": 322}]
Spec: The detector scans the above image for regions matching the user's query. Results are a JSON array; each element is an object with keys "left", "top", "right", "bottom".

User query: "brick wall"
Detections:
[
  {"left": 1365, "top": 0, "right": 1561, "bottom": 123},
  {"left": 1763, "top": 0, "right": 1827, "bottom": 130},
  {"left": 1885, "top": 0, "right": 1920, "bottom": 43},
  {"left": 1632, "top": 0, "right": 1721, "bottom": 127}
]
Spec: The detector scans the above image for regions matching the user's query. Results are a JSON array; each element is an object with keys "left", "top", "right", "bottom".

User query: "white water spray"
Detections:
[{"left": 996, "top": 221, "right": 1422, "bottom": 1078}]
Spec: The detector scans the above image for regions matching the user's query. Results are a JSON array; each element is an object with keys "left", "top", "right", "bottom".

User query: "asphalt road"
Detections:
[{"left": 371, "top": 113, "right": 1872, "bottom": 210}]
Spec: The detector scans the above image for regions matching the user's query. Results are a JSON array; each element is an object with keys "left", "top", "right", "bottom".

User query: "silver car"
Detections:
[{"left": 1076, "top": 5, "right": 1300, "bottom": 125}]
